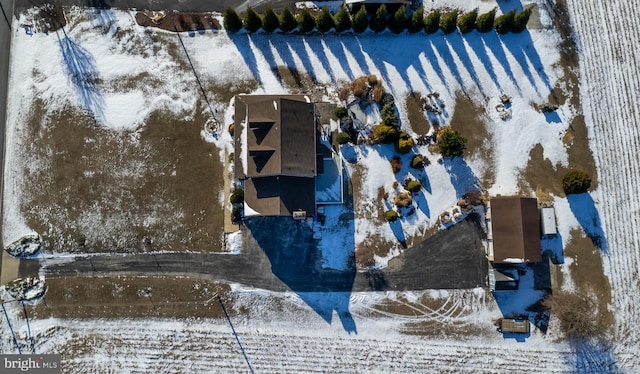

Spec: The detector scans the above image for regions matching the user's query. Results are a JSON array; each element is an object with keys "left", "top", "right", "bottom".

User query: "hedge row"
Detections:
[{"left": 223, "top": 5, "right": 533, "bottom": 35}]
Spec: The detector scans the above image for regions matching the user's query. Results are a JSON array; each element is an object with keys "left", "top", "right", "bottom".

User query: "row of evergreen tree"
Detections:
[{"left": 223, "top": 5, "right": 533, "bottom": 35}]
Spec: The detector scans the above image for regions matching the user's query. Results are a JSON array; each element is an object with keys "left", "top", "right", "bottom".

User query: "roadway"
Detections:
[
  {"left": 0, "top": 0, "right": 13, "bottom": 284},
  {"left": 15, "top": 0, "right": 297, "bottom": 13}
]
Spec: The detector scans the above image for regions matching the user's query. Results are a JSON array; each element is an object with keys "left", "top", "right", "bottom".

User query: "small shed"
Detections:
[
  {"left": 498, "top": 318, "right": 530, "bottom": 333},
  {"left": 541, "top": 207, "right": 557, "bottom": 235}
]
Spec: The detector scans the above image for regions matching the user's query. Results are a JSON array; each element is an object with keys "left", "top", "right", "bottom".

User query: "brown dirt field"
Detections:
[
  {"left": 449, "top": 93, "right": 496, "bottom": 189},
  {"left": 29, "top": 277, "right": 231, "bottom": 319},
  {"left": 20, "top": 99, "right": 224, "bottom": 253},
  {"left": 135, "top": 11, "right": 221, "bottom": 33},
  {"left": 405, "top": 92, "right": 431, "bottom": 135},
  {"left": 273, "top": 66, "right": 326, "bottom": 102},
  {"left": 563, "top": 229, "right": 614, "bottom": 327}
]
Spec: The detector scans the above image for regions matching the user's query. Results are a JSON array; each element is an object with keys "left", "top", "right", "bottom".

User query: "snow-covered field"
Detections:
[{"left": 1, "top": 0, "right": 637, "bottom": 371}]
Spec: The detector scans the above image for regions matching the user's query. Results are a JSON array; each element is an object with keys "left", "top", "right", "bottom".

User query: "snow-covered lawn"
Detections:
[{"left": 1, "top": 0, "right": 634, "bottom": 371}]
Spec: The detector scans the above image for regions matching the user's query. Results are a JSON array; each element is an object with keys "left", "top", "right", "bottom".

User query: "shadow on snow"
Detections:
[
  {"left": 244, "top": 215, "right": 357, "bottom": 334},
  {"left": 443, "top": 156, "right": 481, "bottom": 199},
  {"left": 567, "top": 193, "right": 608, "bottom": 252}
]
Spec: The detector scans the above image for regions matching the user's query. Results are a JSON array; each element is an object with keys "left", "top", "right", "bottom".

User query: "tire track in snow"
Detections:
[{"left": 567, "top": 0, "right": 640, "bottom": 368}]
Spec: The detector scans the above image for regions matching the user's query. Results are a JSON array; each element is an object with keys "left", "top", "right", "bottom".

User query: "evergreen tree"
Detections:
[
  {"left": 279, "top": 6, "right": 297, "bottom": 32},
  {"left": 370, "top": 4, "right": 388, "bottom": 33},
  {"left": 223, "top": 7, "right": 242, "bottom": 33},
  {"left": 262, "top": 4, "right": 279, "bottom": 32},
  {"left": 297, "top": 8, "right": 316, "bottom": 33},
  {"left": 495, "top": 9, "right": 516, "bottom": 34},
  {"left": 407, "top": 8, "right": 424, "bottom": 33},
  {"left": 352, "top": 6, "right": 368, "bottom": 34},
  {"left": 334, "top": 6, "right": 352, "bottom": 32},
  {"left": 388, "top": 5, "right": 407, "bottom": 34},
  {"left": 457, "top": 8, "right": 477, "bottom": 34},
  {"left": 512, "top": 7, "right": 532, "bottom": 33},
  {"left": 423, "top": 10, "right": 440, "bottom": 34},
  {"left": 475, "top": 8, "right": 496, "bottom": 33},
  {"left": 439, "top": 11, "right": 458, "bottom": 34},
  {"left": 316, "top": 6, "right": 335, "bottom": 33},
  {"left": 243, "top": 6, "right": 262, "bottom": 33}
]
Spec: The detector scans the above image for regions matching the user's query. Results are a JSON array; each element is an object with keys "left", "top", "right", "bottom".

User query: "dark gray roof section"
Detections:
[
  {"left": 244, "top": 176, "right": 316, "bottom": 216},
  {"left": 235, "top": 95, "right": 316, "bottom": 178},
  {"left": 490, "top": 197, "right": 542, "bottom": 263}
]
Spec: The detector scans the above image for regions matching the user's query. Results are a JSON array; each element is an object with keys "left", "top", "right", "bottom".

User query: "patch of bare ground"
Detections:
[
  {"left": 135, "top": 11, "right": 221, "bottom": 33},
  {"left": 20, "top": 99, "right": 223, "bottom": 253},
  {"left": 29, "top": 277, "right": 231, "bottom": 319},
  {"left": 405, "top": 92, "right": 431, "bottom": 135},
  {"left": 564, "top": 230, "right": 612, "bottom": 311},
  {"left": 449, "top": 93, "right": 495, "bottom": 189},
  {"left": 273, "top": 66, "right": 326, "bottom": 102},
  {"left": 203, "top": 79, "right": 259, "bottom": 106}
]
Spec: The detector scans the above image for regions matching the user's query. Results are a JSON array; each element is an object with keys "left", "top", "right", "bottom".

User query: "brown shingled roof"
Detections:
[
  {"left": 234, "top": 95, "right": 317, "bottom": 217},
  {"left": 490, "top": 197, "right": 542, "bottom": 263}
]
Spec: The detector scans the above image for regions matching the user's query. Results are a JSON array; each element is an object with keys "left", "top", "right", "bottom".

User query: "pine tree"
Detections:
[
  {"left": 512, "top": 7, "right": 532, "bottom": 33},
  {"left": 457, "top": 8, "right": 477, "bottom": 34},
  {"left": 316, "top": 6, "right": 335, "bottom": 33},
  {"left": 352, "top": 6, "right": 368, "bottom": 34},
  {"left": 334, "top": 6, "right": 352, "bottom": 32},
  {"left": 297, "top": 8, "right": 316, "bottom": 33},
  {"left": 475, "top": 8, "right": 496, "bottom": 33},
  {"left": 262, "top": 4, "right": 279, "bottom": 32},
  {"left": 423, "top": 10, "right": 440, "bottom": 34},
  {"left": 243, "top": 6, "right": 262, "bottom": 33},
  {"left": 494, "top": 9, "right": 516, "bottom": 34},
  {"left": 439, "top": 11, "right": 457, "bottom": 34},
  {"left": 223, "top": 7, "right": 242, "bottom": 33},
  {"left": 370, "top": 4, "right": 388, "bottom": 33},
  {"left": 407, "top": 8, "right": 424, "bottom": 33},
  {"left": 388, "top": 5, "right": 407, "bottom": 34},
  {"left": 279, "top": 6, "right": 297, "bottom": 33}
]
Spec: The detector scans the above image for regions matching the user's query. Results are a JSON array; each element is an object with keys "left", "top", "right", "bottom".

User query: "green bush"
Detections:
[
  {"left": 336, "top": 132, "right": 351, "bottom": 145},
  {"left": 334, "top": 6, "right": 352, "bottom": 32},
  {"left": 353, "top": 6, "right": 369, "bottom": 34},
  {"left": 262, "top": 4, "right": 279, "bottom": 32},
  {"left": 562, "top": 170, "right": 592, "bottom": 195},
  {"left": 513, "top": 7, "right": 532, "bottom": 33},
  {"left": 423, "top": 10, "right": 440, "bottom": 34},
  {"left": 395, "top": 132, "right": 413, "bottom": 154},
  {"left": 406, "top": 180, "right": 422, "bottom": 193},
  {"left": 279, "top": 6, "right": 297, "bottom": 32},
  {"left": 230, "top": 189, "right": 244, "bottom": 204},
  {"left": 384, "top": 210, "right": 399, "bottom": 222},
  {"left": 457, "top": 8, "right": 477, "bottom": 34},
  {"left": 381, "top": 102, "right": 398, "bottom": 126},
  {"left": 407, "top": 8, "right": 424, "bottom": 33},
  {"left": 223, "top": 7, "right": 242, "bottom": 33},
  {"left": 475, "top": 8, "right": 496, "bottom": 33},
  {"left": 370, "top": 4, "right": 388, "bottom": 33},
  {"left": 316, "top": 6, "right": 335, "bottom": 33},
  {"left": 298, "top": 8, "right": 316, "bottom": 33},
  {"left": 373, "top": 123, "right": 399, "bottom": 144},
  {"left": 439, "top": 11, "right": 458, "bottom": 34},
  {"left": 388, "top": 5, "right": 407, "bottom": 34},
  {"left": 437, "top": 128, "right": 467, "bottom": 157},
  {"left": 243, "top": 6, "right": 262, "bottom": 33},
  {"left": 334, "top": 106, "right": 348, "bottom": 118},
  {"left": 494, "top": 9, "right": 516, "bottom": 34},
  {"left": 410, "top": 154, "right": 425, "bottom": 168}
]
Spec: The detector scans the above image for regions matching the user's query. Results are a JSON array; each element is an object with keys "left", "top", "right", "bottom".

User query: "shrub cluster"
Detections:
[
  {"left": 562, "top": 170, "right": 592, "bottom": 195},
  {"left": 437, "top": 127, "right": 467, "bottom": 157},
  {"left": 395, "top": 132, "right": 413, "bottom": 154},
  {"left": 384, "top": 210, "right": 399, "bottom": 222},
  {"left": 230, "top": 188, "right": 244, "bottom": 204},
  {"left": 406, "top": 180, "right": 422, "bottom": 193},
  {"left": 222, "top": 6, "right": 532, "bottom": 35},
  {"left": 336, "top": 131, "right": 351, "bottom": 145}
]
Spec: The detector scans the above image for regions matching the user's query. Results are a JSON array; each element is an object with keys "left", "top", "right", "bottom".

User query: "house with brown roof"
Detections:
[
  {"left": 234, "top": 95, "right": 318, "bottom": 217},
  {"left": 486, "top": 197, "right": 542, "bottom": 264}
]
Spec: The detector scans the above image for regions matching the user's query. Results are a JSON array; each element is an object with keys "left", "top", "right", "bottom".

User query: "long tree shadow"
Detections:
[
  {"left": 480, "top": 32, "right": 522, "bottom": 94},
  {"left": 569, "top": 339, "right": 619, "bottom": 373},
  {"left": 443, "top": 156, "right": 481, "bottom": 199},
  {"left": 244, "top": 216, "right": 357, "bottom": 333},
  {"left": 445, "top": 34, "right": 487, "bottom": 97},
  {"left": 500, "top": 31, "right": 553, "bottom": 95},
  {"left": 567, "top": 193, "right": 608, "bottom": 252},
  {"left": 228, "top": 33, "right": 264, "bottom": 87},
  {"left": 55, "top": 27, "right": 104, "bottom": 122},
  {"left": 87, "top": 1, "right": 116, "bottom": 31}
]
